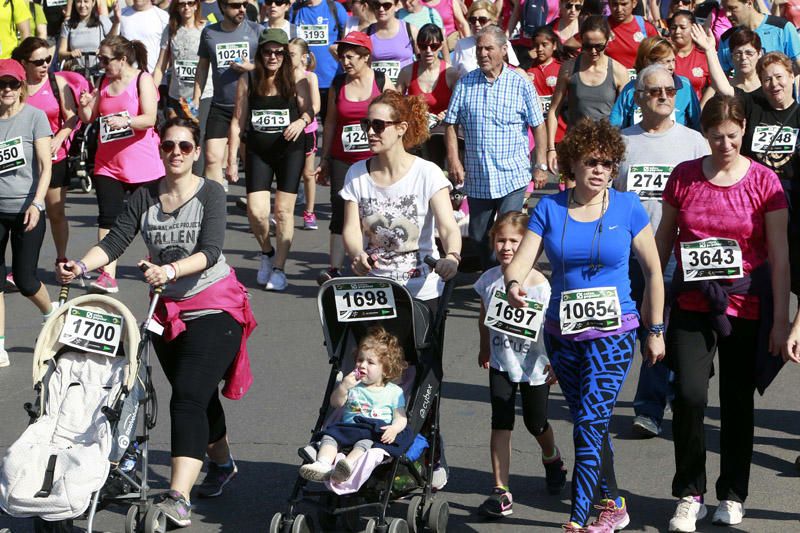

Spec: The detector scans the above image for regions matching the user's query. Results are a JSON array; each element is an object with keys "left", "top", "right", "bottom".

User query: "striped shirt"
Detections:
[{"left": 444, "top": 65, "right": 544, "bottom": 199}]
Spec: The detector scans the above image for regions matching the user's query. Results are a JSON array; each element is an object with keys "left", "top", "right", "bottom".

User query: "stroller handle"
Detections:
[
  {"left": 58, "top": 284, "right": 70, "bottom": 305},
  {"left": 423, "top": 255, "right": 437, "bottom": 268}
]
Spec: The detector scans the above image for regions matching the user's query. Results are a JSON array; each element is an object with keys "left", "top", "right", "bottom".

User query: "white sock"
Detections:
[{"left": 0, "top": 336, "right": 5, "bottom": 351}]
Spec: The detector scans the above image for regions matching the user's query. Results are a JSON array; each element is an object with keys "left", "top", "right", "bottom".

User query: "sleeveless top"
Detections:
[
  {"left": 567, "top": 56, "right": 617, "bottom": 126},
  {"left": 369, "top": 21, "right": 415, "bottom": 80},
  {"left": 408, "top": 61, "right": 451, "bottom": 115},
  {"left": 27, "top": 77, "right": 67, "bottom": 162},
  {"left": 246, "top": 86, "right": 302, "bottom": 154},
  {"left": 331, "top": 76, "right": 381, "bottom": 164},
  {"left": 424, "top": 0, "right": 455, "bottom": 36},
  {"left": 95, "top": 73, "right": 165, "bottom": 183},
  {"left": 529, "top": 59, "right": 566, "bottom": 143},
  {"left": 303, "top": 70, "right": 319, "bottom": 134}
]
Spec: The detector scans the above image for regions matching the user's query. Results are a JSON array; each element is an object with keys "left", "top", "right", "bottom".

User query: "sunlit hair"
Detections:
[
  {"left": 369, "top": 90, "right": 430, "bottom": 149},
  {"left": 756, "top": 51, "right": 792, "bottom": 79},
  {"left": 634, "top": 36, "right": 675, "bottom": 73},
  {"left": 700, "top": 94, "right": 746, "bottom": 133},
  {"left": 159, "top": 116, "right": 201, "bottom": 146},
  {"left": 289, "top": 38, "right": 316, "bottom": 71},
  {"left": 355, "top": 326, "right": 408, "bottom": 383},
  {"left": 467, "top": 0, "right": 499, "bottom": 20},
  {"left": 489, "top": 211, "right": 529, "bottom": 245},
  {"left": 557, "top": 119, "right": 625, "bottom": 181},
  {"left": 100, "top": 35, "right": 149, "bottom": 72},
  {"left": 168, "top": 0, "right": 203, "bottom": 39}
]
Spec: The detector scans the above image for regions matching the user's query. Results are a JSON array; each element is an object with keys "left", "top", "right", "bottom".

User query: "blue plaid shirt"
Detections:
[{"left": 444, "top": 65, "right": 544, "bottom": 199}]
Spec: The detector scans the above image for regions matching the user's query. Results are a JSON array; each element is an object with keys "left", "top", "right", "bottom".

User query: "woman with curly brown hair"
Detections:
[{"left": 504, "top": 119, "right": 665, "bottom": 532}]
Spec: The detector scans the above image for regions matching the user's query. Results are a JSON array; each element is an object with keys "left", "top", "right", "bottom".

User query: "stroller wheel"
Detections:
[
  {"left": 143, "top": 506, "right": 167, "bottom": 533},
  {"left": 387, "top": 518, "right": 409, "bottom": 533},
  {"left": 125, "top": 505, "right": 141, "bottom": 533},
  {"left": 406, "top": 495, "right": 423, "bottom": 533},
  {"left": 425, "top": 499, "right": 449, "bottom": 533},
  {"left": 80, "top": 175, "right": 93, "bottom": 193},
  {"left": 316, "top": 508, "right": 337, "bottom": 531},
  {"left": 269, "top": 512, "right": 284, "bottom": 533},
  {"left": 291, "top": 513, "right": 312, "bottom": 533},
  {"left": 364, "top": 518, "right": 377, "bottom": 533}
]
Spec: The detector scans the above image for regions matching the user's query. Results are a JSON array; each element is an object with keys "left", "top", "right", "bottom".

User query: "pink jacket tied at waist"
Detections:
[{"left": 153, "top": 270, "right": 257, "bottom": 400}]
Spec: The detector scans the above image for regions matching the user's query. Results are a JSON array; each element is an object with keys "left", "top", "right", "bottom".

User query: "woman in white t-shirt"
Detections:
[{"left": 341, "top": 89, "right": 461, "bottom": 306}]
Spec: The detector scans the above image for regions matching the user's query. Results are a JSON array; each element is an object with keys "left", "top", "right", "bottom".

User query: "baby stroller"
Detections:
[
  {"left": 0, "top": 284, "right": 165, "bottom": 533},
  {"left": 271, "top": 257, "right": 453, "bottom": 533}
]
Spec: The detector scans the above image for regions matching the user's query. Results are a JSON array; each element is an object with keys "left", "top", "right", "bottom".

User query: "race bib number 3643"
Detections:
[
  {"left": 559, "top": 287, "right": 621, "bottom": 335},
  {"left": 680, "top": 237, "right": 743, "bottom": 281},
  {"left": 333, "top": 281, "right": 397, "bottom": 322},
  {"left": 58, "top": 306, "right": 124, "bottom": 356},
  {"left": 484, "top": 290, "right": 545, "bottom": 341}
]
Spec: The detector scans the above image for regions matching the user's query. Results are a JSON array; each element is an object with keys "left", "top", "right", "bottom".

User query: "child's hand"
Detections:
[
  {"left": 342, "top": 370, "right": 360, "bottom": 388},
  {"left": 544, "top": 364, "right": 558, "bottom": 386},
  {"left": 380, "top": 425, "right": 401, "bottom": 444},
  {"left": 478, "top": 349, "right": 489, "bottom": 369}
]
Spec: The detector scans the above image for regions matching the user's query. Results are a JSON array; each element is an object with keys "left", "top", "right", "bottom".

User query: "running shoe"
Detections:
[
  {"left": 587, "top": 498, "right": 630, "bottom": 532},
  {"left": 562, "top": 523, "right": 589, "bottom": 532},
  {"left": 4, "top": 273, "right": 17, "bottom": 292},
  {"left": 632, "top": 415, "right": 661, "bottom": 438},
  {"left": 88, "top": 271, "right": 119, "bottom": 294},
  {"left": 330, "top": 458, "right": 353, "bottom": 483},
  {"left": 712, "top": 500, "right": 743, "bottom": 526},
  {"left": 316, "top": 268, "right": 341, "bottom": 286},
  {"left": 668, "top": 496, "right": 707, "bottom": 532},
  {"left": 0, "top": 349, "right": 9, "bottom": 368},
  {"left": 543, "top": 452, "right": 568, "bottom": 495},
  {"left": 42, "top": 301, "right": 61, "bottom": 325},
  {"left": 477, "top": 487, "right": 513, "bottom": 518},
  {"left": 299, "top": 461, "right": 333, "bottom": 482},
  {"left": 303, "top": 211, "right": 318, "bottom": 230},
  {"left": 257, "top": 254, "right": 273, "bottom": 286},
  {"left": 265, "top": 269, "right": 287, "bottom": 291},
  {"left": 197, "top": 460, "right": 238, "bottom": 498},
  {"left": 154, "top": 490, "right": 192, "bottom": 528}
]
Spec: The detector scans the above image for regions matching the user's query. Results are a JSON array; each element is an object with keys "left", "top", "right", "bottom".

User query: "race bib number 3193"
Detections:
[
  {"left": 680, "top": 237, "right": 743, "bottom": 281},
  {"left": 484, "top": 290, "right": 545, "bottom": 341},
  {"left": 333, "top": 281, "right": 397, "bottom": 322},
  {"left": 58, "top": 306, "right": 124, "bottom": 356},
  {"left": 559, "top": 287, "right": 621, "bottom": 335}
]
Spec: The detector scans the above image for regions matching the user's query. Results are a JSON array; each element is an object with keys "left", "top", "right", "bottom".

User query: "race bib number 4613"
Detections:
[
  {"left": 333, "top": 281, "right": 397, "bottom": 322},
  {"left": 484, "top": 290, "right": 545, "bottom": 341},
  {"left": 626, "top": 164, "right": 673, "bottom": 198},
  {"left": 251, "top": 109, "right": 290, "bottom": 133},
  {"left": 559, "top": 287, "right": 621, "bottom": 335},
  {"left": 680, "top": 237, "right": 743, "bottom": 281},
  {"left": 58, "top": 306, "right": 124, "bottom": 356}
]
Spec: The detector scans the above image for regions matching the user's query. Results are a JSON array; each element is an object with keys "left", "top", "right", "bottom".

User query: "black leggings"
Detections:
[
  {"left": 0, "top": 211, "right": 45, "bottom": 296},
  {"left": 94, "top": 175, "right": 148, "bottom": 229},
  {"left": 245, "top": 143, "right": 305, "bottom": 194},
  {"left": 489, "top": 367, "right": 550, "bottom": 435},
  {"left": 152, "top": 312, "right": 242, "bottom": 460}
]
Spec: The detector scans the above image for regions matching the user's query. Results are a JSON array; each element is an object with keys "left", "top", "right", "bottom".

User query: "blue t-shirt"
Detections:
[
  {"left": 342, "top": 382, "right": 406, "bottom": 425},
  {"left": 528, "top": 188, "right": 650, "bottom": 323},
  {"left": 609, "top": 74, "right": 700, "bottom": 131},
  {"left": 290, "top": 1, "right": 349, "bottom": 89},
  {"left": 718, "top": 15, "right": 800, "bottom": 73}
]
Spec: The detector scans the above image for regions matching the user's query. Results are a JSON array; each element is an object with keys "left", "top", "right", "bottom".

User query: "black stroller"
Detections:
[{"left": 271, "top": 258, "right": 453, "bottom": 533}]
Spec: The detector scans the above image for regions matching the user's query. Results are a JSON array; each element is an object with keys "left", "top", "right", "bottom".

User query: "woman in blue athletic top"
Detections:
[{"left": 504, "top": 118, "right": 665, "bottom": 533}]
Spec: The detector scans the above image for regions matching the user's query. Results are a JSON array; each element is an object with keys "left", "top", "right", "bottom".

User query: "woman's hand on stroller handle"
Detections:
[
  {"left": 138, "top": 260, "right": 172, "bottom": 288},
  {"left": 351, "top": 252, "right": 374, "bottom": 276},
  {"left": 424, "top": 254, "right": 457, "bottom": 281}
]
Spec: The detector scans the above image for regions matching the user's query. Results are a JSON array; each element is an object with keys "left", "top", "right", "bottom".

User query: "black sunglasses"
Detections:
[
  {"left": 565, "top": 2, "right": 582, "bottom": 9},
  {"left": 97, "top": 55, "right": 115, "bottom": 66},
  {"left": 0, "top": 79, "right": 22, "bottom": 90},
  {"left": 225, "top": 1, "right": 247, "bottom": 9},
  {"left": 418, "top": 41, "right": 442, "bottom": 51},
  {"left": 370, "top": 1, "right": 394, "bottom": 9},
  {"left": 468, "top": 15, "right": 491, "bottom": 24},
  {"left": 176, "top": 0, "right": 197, "bottom": 6},
  {"left": 582, "top": 41, "right": 607, "bottom": 52},
  {"left": 638, "top": 86, "right": 678, "bottom": 98},
  {"left": 360, "top": 118, "right": 399, "bottom": 134},
  {"left": 160, "top": 140, "right": 196, "bottom": 155},
  {"left": 261, "top": 48, "right": 285, "bottom": 57},
  {"left": 263, "top": 0, "right": 290, "bottom": 5},
  {"left": 583, "top": 158, "right": 617, "bottom": 169},
  {"left": 27, "top": 56, "right": 52, "bottom": 66}
]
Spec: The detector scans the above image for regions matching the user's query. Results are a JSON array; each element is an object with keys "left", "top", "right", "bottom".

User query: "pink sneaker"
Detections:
[
  {"left": 587, "top": 498, "right": 630, "bottom": 532},
  {"left": 89, "top": 270, "right": 119, "bottom": 294},
  {"left": 563, "top": 523, "right": 588, "bottom": 532},
  {"left": 302, "top": 211, "right": 318, "bottom": 230},
  {"left": 4, "top": 273, "right": 17, "bottom": 292}
]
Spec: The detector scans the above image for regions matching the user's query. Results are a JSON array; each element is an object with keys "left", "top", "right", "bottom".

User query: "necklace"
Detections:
[{"left": 569, "top": 191, "right": 606, "bottom": 207}]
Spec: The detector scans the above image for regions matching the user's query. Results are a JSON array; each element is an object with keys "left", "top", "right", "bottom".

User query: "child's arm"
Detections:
[
  {"left": 380, "top": 408, "right": 407, "bottom": 444},
  {"left": 478, "top": 303, "right": 490, "bottom": 369},
  {"left": 330, "top": 371, "right": 359, "bottom": 408}
]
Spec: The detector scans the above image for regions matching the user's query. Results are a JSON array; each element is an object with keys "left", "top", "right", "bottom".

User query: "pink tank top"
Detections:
[
  {"left": 303, "top": 70, "right": 319, "bottom": 134},
  {"left": 424, "top": 0, "right": 456, "bottom": 36},
  {"left": 331, "top": 76, "right": 381, "bottom": 164},
  {"left": 94, "top": 72, "right": 164, "bottom": 183},
  {"left": 27, "top": 76, "right": 67, "bottom": 162}
]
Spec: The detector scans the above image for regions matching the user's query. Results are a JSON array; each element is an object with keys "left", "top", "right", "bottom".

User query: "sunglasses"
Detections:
[
  {"left": 639, "top": 86, "right": 678, "bottom": 97},
  {"left": 176, "top": 0, "right": 196, "bottom": 6},
  {"left": 360, "top": 118, "right": 399, "bottom": 134},
  {"left": 0, "top": 79, "right": 22, "bottom": 90},
  {"left": 263, "top": 0, "right": 289, "bottom": 5},
  {"left": 370, "top": 1, "right": 394, "bottom": 9},
  {"left": 468, "top": 15, "right": 491, "bottom": 24},
  {"left": 225, "top": 1, "right": 247, "bottom": 9},
  {"left": 160, "top": 140, "right": 196, "bottom": 155},
  {"left": 261, "top": 48, "right": 285, "bottom": 57},
  {"left": 583, "top": 158, "right": 616, "bottom": 169},
  {"left": 97, "top": 55, "right": 115, "bottom": 66},
  {"left": 582, "top": 41, "right": 607, "bottom": 52},
  {"left": 27, "top": 56, "right": 52, "bottom": 66},
  {"left": 564, "top": 2, "right": 582, "bottom": 9},
  {"left": 418, "top": 41, "right": 442, "bottom": 51},
  {"left": 676, "top": 0, "right": 692, "bottom": 4}
]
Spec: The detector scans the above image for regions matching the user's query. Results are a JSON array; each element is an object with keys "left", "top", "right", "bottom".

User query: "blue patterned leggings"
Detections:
[{"left": 544, "top": 331, "right": 635, "bottom": 525}]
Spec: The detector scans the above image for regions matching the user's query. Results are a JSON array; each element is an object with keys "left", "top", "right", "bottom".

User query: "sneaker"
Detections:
[
  {"left": 303, "top": 211, "right": 318, "bottom": 230},
  {"left": 587, "top": 498, "right": 630, "bottom": 532},
  {"left": 0, "top": 349, "right": 9, "bottom": 368},
  {"left": 154, "top": 490, "right": 192, "bottom": 528},
  {"left": 712, "top": 500, "right": 744, "bottom": 526},
  {"left": 316, "top": 268, "right": 341, "bottom": 286},
  {"left": 477, "top": 487, "right": 513, "bottom": 518},
  {"left": 431, "top": 464, "right": 448, "bottom": 490},
  {"left": 4, "top": 273, "right": 17, "bottom": 292},
  {"left": 632, "top": 415, "right": 661, "bottom": 438},
  {"left": 265, "top": 269, "right": 287, "bottom": 291},
  {"left": 256, "top": 254, "right": 273, "bottom": 286},
  {"left": 330, "top": 458, "right": 353, "bottom": 483},
  {"left": 42, "top": 301, "right": 61, "bottom": 325},
  {"left": 88, "top": 271, "right": 119, "bottom": 294},
  {"left": 668, "top": 496, "right": 707, "bottom": 532},
  {"left": 299, "top": 461, "right": 333, "bottom": 482},
  {"left": 563, "top": 523, "right": 589, "bottom": 533},
  {"left": 197, "top": 460, "right": 238, "bottom": 498},
  {"left": 543, "top": 453, "right": 567, "bottom": 495}
]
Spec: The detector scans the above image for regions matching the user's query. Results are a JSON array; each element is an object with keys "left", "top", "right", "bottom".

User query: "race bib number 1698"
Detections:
[{"left": 333, "top": 280, "right": 397, "bottom": 322}]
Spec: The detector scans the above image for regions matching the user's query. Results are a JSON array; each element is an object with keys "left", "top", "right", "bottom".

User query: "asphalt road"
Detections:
[{"left": 0, "top": 181, "right": 798, "bottom": 533}]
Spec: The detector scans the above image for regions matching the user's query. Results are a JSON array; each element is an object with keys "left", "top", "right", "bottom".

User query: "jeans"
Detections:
[
  {"left": 467, "top": 186, "right": 526, "bottom": 269},
  {"left": 630, "top": 254, "right": 676, "bottom": 425}
]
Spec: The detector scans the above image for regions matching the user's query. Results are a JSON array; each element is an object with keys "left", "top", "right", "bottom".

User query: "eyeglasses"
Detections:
[
  {"left": 468, "top": 15, "right": 491, "bottom": 24},
  {"left": 225, "top": 1, "right": 247, "bottom": 9},
  {"left": 638, "top": 86, "right": 678, "bottom": 97},
  {"left": 97, "top": 55, "right": 116, "bottom": 66},
  {"left": 732, "top": 49, "right": 757, "bottom": 58},
  {"left": 582, "top": 158, "right": 617, "bottom": 169},
  {"left": 360, "top": 118, "right": 399, "bottom": 134},
  {"left": 0, "top": 79, "right": 22, "bottom": 90},
  {"left": 176, "top": 0, "right": 196, "bottom": 7},
  {"left": 582, "top": 41, "right": 607, "bottom": 52},
  {"left": 263, "top": 0, "right": 289, "bottom": 5},
  {"left": 370, "top": 1, "right": 394, "bottom": 10},
  {"left": 564, "top": 2, "right": 582, "bottom": 10},
  {"left": 160, "top": 140, "right": 196, "bottom": 155},
  {"left": 418, "top": 41, "right": 442, "bottom": 51},
  {"left": 261, "top": 48, "right": 285, "bottom": 57},
  {"left": 27, "top": 56, "right": 52, "bottom": 66}
]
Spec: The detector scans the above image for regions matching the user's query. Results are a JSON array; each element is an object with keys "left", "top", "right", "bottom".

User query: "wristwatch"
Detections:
[
  {"left": 534, "top": 163, "right": 548, "bottom": 172},
  {"left": 164, "top": 264, "right": 176, "bottom": 282},
  {"left": 32, "top": 201, "right": 45, "bottom": 212}
]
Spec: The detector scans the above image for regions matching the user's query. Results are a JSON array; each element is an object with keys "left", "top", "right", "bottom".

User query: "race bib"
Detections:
[
  {"left": 298, "top": 24, "right": 329, "bottom": 45},
  {"left": 174, "top": 59, "right": 198, "bottom": 84},
  {"left": 333, "top": 280, "right": 397, "bottom": 322},
  {"left": 372, "top": 60, "right": 401, "bottom": 84},
  {"left": 680, "top": 237, "right": 743, "bottom": 281},
  {"left": 47, "top": 0, "right": 67, "bottom": 6},
  {"left": 342, "top": 124, "right": 369, "bottom": 153},
  {"left": 751, "top": 125, "right": 798, "bottom": 154},
  {"left": 0, "top": 137, "right": 26, "bottom": 174},
  {"left": 559, "top": 287, "right": 621, "bottom": 335},
  {"left": 539, "top": 95, "right": 552, "bottom": 115},
  {"left": 627, "top": 69, "right": 637, "bottom": 81},
  {"left": 251, "top": 109, "right": 290, "bottom": 133},
  {"left": 99, "top": 112, "right": 133, "bottom": 143},
  {"left": 58, "top": 306, "right": 124, "bottom": 356},
  {"left": 627, "top": 164, "right": 673, "bottom": 198},
  {"left": 215, "top": 41, "right": 249, "bottom": 68},
  {"left": 484, "top": 290, "right": 545, "bottom": 342}
]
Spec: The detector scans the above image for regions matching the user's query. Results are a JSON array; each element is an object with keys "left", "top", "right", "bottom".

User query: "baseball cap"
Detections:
[
  {"left": 258, "top": 28, "right": 289, "bottom": 47},
  {"left": 0, "top": 59, "right": 25, "bottom": 82},
  {"left": 335, "top": 31, "right": 373, "bottom": 53}
]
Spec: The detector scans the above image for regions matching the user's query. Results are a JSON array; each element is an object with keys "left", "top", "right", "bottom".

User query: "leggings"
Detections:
[
  {"left": 152, "top": 312, "right": 242, "bottom": 460},
  {"left": 489, "top": 367, "right": 550, "bottom": 435},
  {"left": 94, "top": 175, "right": 148, "bottom": 229},
  {"left": 320, "top": 434, "right": 373, "bottom": 453},
  {"left": 0, "top": 211, "right": 46, "bottom": 296},
  {"left": 544, "top": 331, "right": 635, "bottom": 526},
  {"left": 245, "top": 142, "right": 305, "bottom": 194}
]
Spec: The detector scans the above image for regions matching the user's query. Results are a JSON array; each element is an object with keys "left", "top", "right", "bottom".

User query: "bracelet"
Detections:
[
  {"left": 172, "top": 261, "right": 181, "bottom": 280},
  {"left": 76, "top": 260, "right": 88, "bottom": 277},
  {"left": 505, "top": 279, "right": 520, "bottom": 293},
  {"left": 546, "top": 148, "right": 557, "bottom": 152},
  {"left": 648, "top": 323, "right": 666, "bottom": 337},
  {"left": 446, "top": 251, "right": 462, "bottom": 264}
]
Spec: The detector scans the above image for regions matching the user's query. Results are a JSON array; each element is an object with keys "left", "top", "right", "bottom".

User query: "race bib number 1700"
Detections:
[
  {"left": 58, "top": 306, "right": 124, "bottom": 356},
  {"left": 484, "top": 290, "right": 545, "bottom": 341},
  {"left": 680, "top": 237, "right": 743, "bottom": 281},
  {"left": 333, "top": 281, "right": 397, "bottom": 322},
  {"left": 559, "top": 287, "right": 621, "bottom": 335}
]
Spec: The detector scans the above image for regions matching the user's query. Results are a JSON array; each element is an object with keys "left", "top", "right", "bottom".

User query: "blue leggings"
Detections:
[{"left": 544, "top": 331, "right": 635, "bottom": 525}]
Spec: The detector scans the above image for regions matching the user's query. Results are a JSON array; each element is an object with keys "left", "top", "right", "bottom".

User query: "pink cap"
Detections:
[{"left": 0, "top": 59, "right": 25, "bottom": 82}]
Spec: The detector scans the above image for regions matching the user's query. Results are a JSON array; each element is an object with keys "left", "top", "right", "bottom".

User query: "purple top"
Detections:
[
  {"left": 369, "top": 22, "right": 415, "bottom": 70},
  {"left": 544, "top": 313, "right": 640, "bottom": 341}
]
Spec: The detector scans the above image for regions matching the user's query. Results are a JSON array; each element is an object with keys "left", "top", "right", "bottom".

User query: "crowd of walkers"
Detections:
[{"left": 0, "top": 0, "right": 799, "bottom": 530}]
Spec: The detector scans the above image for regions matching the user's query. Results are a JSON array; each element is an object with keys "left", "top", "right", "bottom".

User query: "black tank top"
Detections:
[{"left": 247, "top": 86, "right": 301, "bottom": 152}]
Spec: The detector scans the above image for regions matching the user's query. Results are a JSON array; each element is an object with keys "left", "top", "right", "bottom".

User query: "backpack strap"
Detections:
[
  {"left": 326, "top": 0, "right": 344, "bottom": 40},
  {"left": 375, "top": 69, "right": 385, "bottom": 91},
  {"left": 48, "top": 72, "right": 64, "bottom": 125},
  {"left": 634, "top": 15, "right": 647, "bottom": 36}
]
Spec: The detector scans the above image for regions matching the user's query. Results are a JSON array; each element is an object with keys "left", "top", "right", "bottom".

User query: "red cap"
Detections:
[
  {"left": 335, "top": 31, "right": 373, "bottom": 53},
  {"left": 0, "top": 59, "right": 25, "bottom": 82}
]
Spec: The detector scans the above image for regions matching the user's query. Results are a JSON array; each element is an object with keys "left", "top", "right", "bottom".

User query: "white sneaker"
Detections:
[
  {"left": 265, "top": 269, "right": 287, "bottom": 291},
  {"left": 298, "top": 461, "right": 332, "bottom": 482},
  {"left": 712, "top": 500, "right": 744, "bottom": 525},
  {"left": 0, "top": 349, "right": 9, "bottom": 368},
  {"left": 256, "top": 254, "right": 273, "bottom": 286},
  {"left": 41, "top": 301, "right": 61, "bottom": 325},
  {"left": 668, "top": 496, "right": 707, "bottom": 532}
]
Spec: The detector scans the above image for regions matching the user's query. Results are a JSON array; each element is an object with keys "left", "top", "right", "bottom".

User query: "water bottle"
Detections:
[
  {"left": 186, "top": 96, "right": 199, "bottom": 119},
  {"left": 119, "top": 442, "right": 139, "bottom": 473}
]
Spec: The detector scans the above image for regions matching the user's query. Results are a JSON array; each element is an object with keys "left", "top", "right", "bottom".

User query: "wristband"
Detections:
[
  {"left": 648, "top": 323, "right": 666, "bottom": 337},
  {"left": 546, "top": 148, "right": 557, "bottom": 152},
  {"left": 76, "top": 260, "right": 88, "bottom": 277},
  {"left": 505, "top": 279, "right": 520, "bottom": 293}
]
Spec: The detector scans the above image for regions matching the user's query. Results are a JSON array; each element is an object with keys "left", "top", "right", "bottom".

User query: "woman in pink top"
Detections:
[
  {"left": 422, "top": 0, "right": 469, "bottom": 50},
  {"left": 12, "top": 37, "right": 78, "bottom": 276},
  {"left": 655, "top": 95, "right": 789, "bottom": 531},
  {"left": 78, "top": 35, "right": 164, "bottom": 294}
]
